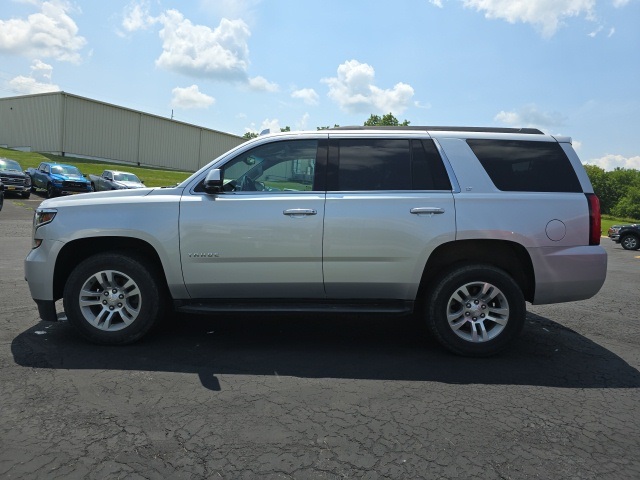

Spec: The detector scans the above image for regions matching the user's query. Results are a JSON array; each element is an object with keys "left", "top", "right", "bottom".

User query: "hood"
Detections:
[
  {"left": 0, "top": 168, "right": 26, "bottom": 177},
  {"left": 115, "top": 180, "right": 146, "bottom": 189},
  {"left": 51, "top": 173, "right": 88, "bottom": 182},
  {"left": 39, "top": 187, "right": 157, "bottom": 208}
]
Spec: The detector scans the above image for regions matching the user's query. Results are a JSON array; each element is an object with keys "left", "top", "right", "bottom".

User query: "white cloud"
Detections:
[
  {"left": 429, "top": 0, "right": 444, "bottom": 7},
  {"left": 121, "top": 0, "right": 155, "bottom": 32},
  {"left": 245, "top": 118, "right": 282, "bottom": 135},
  {"left": 612, "top": 0, "right": 630, "bottom": 7},
  {"left": 463, "top": 0, "right": 596, "bottom": 38},
  {"left": 155, "top": 10, "right": 250, "bottom": 80},
  {"left": 584, "top": 154, "right": 640, "bottom": 171},
  {"left": 291, "top": 88, "right": 319, "bottom": 106},
  {"left": 171, "top": 85, "right": 215, "bottom": 109},
  {"left": 495, "top": 104, "right": 565, "bottom": 129},
  {"left": 296, "top": 112, "right": 310, "bottom": 130},
  {"left": 322, "top": 60, "right": 414, "bottom": 114},
  {"left": 7, "top": 59, "right": 59, "bottom": 94},
  {"left": 248, "top": 76, "right": 278, "bottom": 92},
  {"left": 588, "top": 25, "right": 603, "bottom": 37},
  {"left": 0, "top": 0, "right": 86, "bottom": 62},
  {"left": 31, "top": 59, "right": 54, "bottom": 81}
]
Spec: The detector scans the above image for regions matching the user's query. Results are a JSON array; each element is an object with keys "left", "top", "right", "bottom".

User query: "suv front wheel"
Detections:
[
  {"left": 63, "top": 253, "right": 163, "bottom": 345},
  {"left": 426, "top": 264, "right": 525, "bottom": 357}
]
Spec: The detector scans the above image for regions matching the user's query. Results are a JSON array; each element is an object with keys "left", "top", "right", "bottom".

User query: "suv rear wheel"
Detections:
[
  {"left": 426, "top": 264, "right": 525, "bottom": 357},
  {"left": 63, "top": 253, "right": 163, "bottom": 345}
]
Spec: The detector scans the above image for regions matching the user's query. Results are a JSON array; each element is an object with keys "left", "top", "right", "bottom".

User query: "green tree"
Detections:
[
  {"left": 611, "top": 187, "right": 640, "bottom": 219},
  {"left": 317, "top": 124, "right": 340, "bottom": 130},
  {"left": 280, "top": 126, "right": 291, "bottom": 132},
  {"left": 584, "top": 165, "right": 615, "bottom": 213},
  {"left": 363, "top": 113, "right": 410, "bottom": 127},
  {"left": 243, "top": 132, "right": 258, "bottom": 140},
  {"left": 608, "top": 168, "right": 640, "bottom": 215}
]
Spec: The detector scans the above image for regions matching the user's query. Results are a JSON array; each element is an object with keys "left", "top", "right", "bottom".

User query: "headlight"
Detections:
[
  {"left": 32, "top": 208, "right": 57, "bottom": 248},
  {"left": 25, "top": 176, "right": 32, "bottom": 186}
]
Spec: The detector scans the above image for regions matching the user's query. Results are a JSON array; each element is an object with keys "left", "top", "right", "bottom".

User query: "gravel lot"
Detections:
[{"left": 1, "top": 195, "right": 639, "bottom": 479}]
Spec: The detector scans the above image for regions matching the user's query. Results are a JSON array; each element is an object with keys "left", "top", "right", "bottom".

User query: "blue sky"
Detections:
[{"left": 0, "top": 0, "right": 638, "bottom": 170}]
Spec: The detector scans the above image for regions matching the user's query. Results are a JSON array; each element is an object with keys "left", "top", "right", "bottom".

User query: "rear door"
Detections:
[{"left": 323, "top": 134, "right": 456, "bottom": 300}]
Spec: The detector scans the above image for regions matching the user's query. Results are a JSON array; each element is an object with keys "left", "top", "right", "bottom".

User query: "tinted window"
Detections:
[
  {"left": 467, "top": 139, "right": 582, "bottom": 193},
  {"left": 334, "top": 138, "right": 451, "bottom": 191},
  {"left": 337, "top": 139, "right": 411, "bottom": 191},
  {"left": 413, "top": 140, "right": 452, "bottom": 190}
]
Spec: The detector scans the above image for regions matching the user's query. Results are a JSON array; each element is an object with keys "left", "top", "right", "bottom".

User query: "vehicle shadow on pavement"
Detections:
[{"left": 11, "top": 311, "right": 640, "bottom": 392}]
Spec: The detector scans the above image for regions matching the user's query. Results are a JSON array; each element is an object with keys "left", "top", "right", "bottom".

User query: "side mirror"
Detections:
[{"left": 203, "top": 169, "right": 223, "bottom": 193}]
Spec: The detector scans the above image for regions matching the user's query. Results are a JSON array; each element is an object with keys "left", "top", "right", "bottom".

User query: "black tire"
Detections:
[
  {"left": 0, "top": 193, "right": 4, "bottom": 212},
  {"left": 90, "top": 183, "right": 96, "bottom": 192},
  {"left": 30, "top": 185, "right": 37, "bottom": 193},
  {"left": 46, "top": 183, "right": 56, "bottom": 199},
  {"left": 63, "top": 253, "right": 164, "bottom": 345},
  {"left": 620, "top": 234, "right": 640, "bottom": 251},
  {"left": 426, "top": 264, "right": 525, "bottom": 357},
  {"left": 21, "top": 191, "right": 31, "bottom": 199}
]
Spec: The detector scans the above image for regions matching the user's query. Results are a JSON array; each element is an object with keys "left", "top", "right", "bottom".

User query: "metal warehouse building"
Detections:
[{"left": 0, "top": 92, "right": 245, "bottom": 172}]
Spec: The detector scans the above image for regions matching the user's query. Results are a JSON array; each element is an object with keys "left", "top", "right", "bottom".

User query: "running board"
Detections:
[{"left": 175, "top": 300, "right": 413, "bottom": 315}]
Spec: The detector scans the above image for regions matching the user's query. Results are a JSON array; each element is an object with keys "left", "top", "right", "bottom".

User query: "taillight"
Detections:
[{"left": 586, "top": 193, "right": 601, "bottom": 246}]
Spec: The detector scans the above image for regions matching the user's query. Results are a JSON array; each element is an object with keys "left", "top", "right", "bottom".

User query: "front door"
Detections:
[{"left": 179, "top": 138, "right": 327, "bottom": 299}]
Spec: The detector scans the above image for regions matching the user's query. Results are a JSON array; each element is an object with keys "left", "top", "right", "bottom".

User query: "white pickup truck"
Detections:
[{"left": 88, "top": 170, "right": 145, "bottom": 191}]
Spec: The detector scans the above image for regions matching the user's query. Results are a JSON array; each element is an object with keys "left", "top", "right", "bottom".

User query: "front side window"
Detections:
[{"left": 220, "top": 140, "right": 319, "bottom": 192}]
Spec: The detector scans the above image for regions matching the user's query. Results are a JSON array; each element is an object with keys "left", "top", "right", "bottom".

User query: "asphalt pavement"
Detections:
[{"left": 1, "top": 194, "right": 639, "bottom": 479}]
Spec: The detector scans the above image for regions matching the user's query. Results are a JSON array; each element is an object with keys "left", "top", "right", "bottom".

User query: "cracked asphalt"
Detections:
[{"left": 1, "top": 196, "right": 639, "bottom": 479}]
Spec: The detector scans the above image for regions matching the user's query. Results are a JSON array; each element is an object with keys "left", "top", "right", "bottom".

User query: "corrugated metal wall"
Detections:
[
  {"left": 139, "top": 115, "right": 202, "bottom": 171},
  {"left": 64, "top": 95, "right": 140, "bottom": 163},
  {"left": 0, "top": 92, "right": 244, "bottom": 172},
  {"left": 0, "top": 93, "right": 63, "bottom": 151}
]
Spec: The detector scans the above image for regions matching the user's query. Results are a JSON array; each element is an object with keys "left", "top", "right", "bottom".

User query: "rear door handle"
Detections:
[
  {"left": 283, "top": 208, "right": 317, "bottom": 217},
  {"left": 410, "top": 207, "right": 445, "bottom": 215}
]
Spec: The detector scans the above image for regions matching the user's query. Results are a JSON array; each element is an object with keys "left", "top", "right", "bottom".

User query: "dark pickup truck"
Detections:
[
  {"left": 26, "top": 162, "right": 92, "bottom": 198},
  {"left": 608, "top": 224, "right": 640, "bottom": 250},
  {"left": 0, "top": 157, "right": 31, "bottom": 199}
]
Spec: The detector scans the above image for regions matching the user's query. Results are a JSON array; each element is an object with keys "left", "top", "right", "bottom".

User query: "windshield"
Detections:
[
  {"left": 52, "top": 165, "right": 82, "bottom": 176},
  {"left": 114, "top": 173, "right": 141, "bottom": 182},
  {"left": 0, "top": 159, "right": 22, "bottom": 171}
]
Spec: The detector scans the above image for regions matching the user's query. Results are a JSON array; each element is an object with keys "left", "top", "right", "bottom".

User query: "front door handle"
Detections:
[
  {"left": 283, "top": 208, "right": 317, "bottom": 217},
  {"left": 410, "top": 207, "right": 445, "bottom": 215}
]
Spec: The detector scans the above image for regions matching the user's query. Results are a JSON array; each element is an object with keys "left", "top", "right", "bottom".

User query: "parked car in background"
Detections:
[
  {"left": 608, "top": 224, "right": 640, "bottom": 250},
  {"left": 0, "top": 179, "right": 4, "bottom": 211},
  {"left": 89, "top": 170, "right": 146, "bottom": 191},
  {"left": 0, "top": 157, "right": 31, "bottom": 199},
  {"left": 26, "top": 162, "right": 92, "bottom": 198}
]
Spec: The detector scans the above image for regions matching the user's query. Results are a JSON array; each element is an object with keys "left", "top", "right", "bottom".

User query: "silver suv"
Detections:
[{"left": 25, "top": 126, "right": 607, "bottom": 356}]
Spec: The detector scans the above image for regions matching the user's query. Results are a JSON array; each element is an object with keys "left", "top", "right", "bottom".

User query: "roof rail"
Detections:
[{"left": 329, "top": 126, "right": 544, "bottom": 135}]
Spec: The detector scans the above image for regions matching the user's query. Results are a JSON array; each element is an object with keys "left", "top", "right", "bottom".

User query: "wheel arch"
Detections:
[
  {"left": 53, "top": 236, "right": 168, "bottom": 301},
  {"left": 418, "top": 239, "right": 535, "bottom": 303}
]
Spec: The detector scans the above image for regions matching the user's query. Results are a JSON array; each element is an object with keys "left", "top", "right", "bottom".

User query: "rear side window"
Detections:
[
  {"left": 333, "top": 138, "right": 451, "bottom": 191},
  {"left": 467, "top": 139, "right": 582, "bottom": 193}
]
